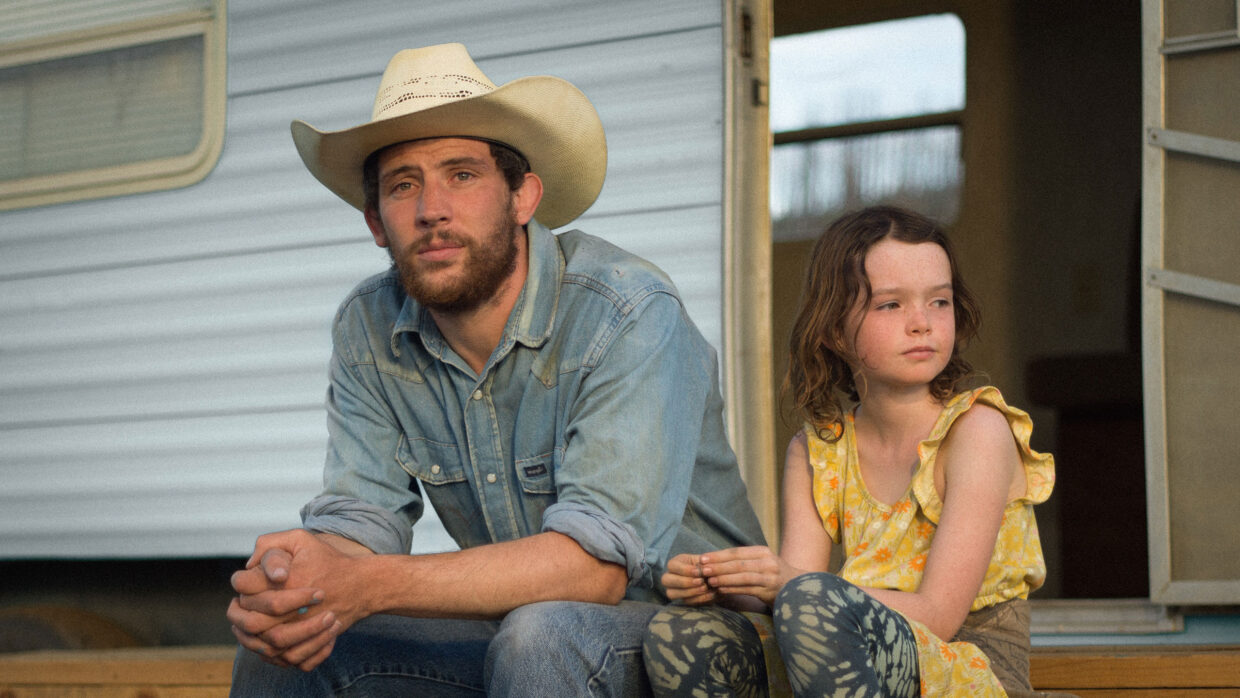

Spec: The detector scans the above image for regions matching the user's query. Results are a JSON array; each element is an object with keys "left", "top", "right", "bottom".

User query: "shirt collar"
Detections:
[
  {"left": 507, "top": 219, "right": 561, "bottom": 350},
  {"left": 389, "top": 219, "right": 562, "bottom": 359}
]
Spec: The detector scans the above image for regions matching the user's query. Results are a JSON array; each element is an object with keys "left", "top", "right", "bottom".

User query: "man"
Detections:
[{"left": 227, "top": 43, "right": 764, "bottom": 696}]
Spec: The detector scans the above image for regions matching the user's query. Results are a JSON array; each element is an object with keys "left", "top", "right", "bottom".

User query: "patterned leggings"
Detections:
[
  {"left": 643, "top": 605, "right": 768, "bottom": 697},
  {"left": 775, "top": 573, "right": 919, "bottom": 697},
  {"left": 642, "top": 573, "right": 919, "bottom": 698}
]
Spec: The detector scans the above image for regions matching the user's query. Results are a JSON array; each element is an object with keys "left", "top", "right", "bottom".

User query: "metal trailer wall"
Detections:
[{"left": 0, "top": 0, "right": 731, "bottom": 559}]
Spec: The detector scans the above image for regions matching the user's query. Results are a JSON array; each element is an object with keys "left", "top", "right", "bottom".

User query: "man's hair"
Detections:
[
  {"left": 362, "top": 140, "right": 531, "bottom": 212},
  {"left": 783, "top": 205, "right": 982, "bottom": 441}
]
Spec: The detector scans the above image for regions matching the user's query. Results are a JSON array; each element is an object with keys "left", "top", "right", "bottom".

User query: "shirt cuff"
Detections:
[
  {"left": 300, "top": 494, "right": 412, "bottom": 554},
  {"left": 541, "top": 501, "right": 651, "bottom": 589}
]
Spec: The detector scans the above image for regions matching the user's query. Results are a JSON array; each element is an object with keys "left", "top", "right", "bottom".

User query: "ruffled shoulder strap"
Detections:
[
  {"left": 911, "top": 386, "right": 1055, "bottom": 523},
  {"left": 803, "top": 421, "right": 847, "bottom": 543}
]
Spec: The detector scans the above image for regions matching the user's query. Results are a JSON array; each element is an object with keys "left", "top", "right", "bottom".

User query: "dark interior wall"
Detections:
[
  {"left": 1010, "top": 0, "right": 1146, "bottom": 598},
  {"left": 1011, "top": 0, "right": 1143, "bottom": 361}
]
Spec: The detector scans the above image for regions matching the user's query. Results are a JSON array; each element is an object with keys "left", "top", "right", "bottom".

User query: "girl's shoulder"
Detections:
[
  {"left": 933, "top": 386, "right": 1025, "bottom": 438},
  {"left": 799, "top": 417, "right": 848, "bottom": 473},
  {"left": 911, "top": 386, "right": 1056, "bottom": 520}
]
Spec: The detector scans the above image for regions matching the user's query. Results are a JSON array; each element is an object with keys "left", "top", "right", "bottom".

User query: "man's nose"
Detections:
[{"left": 416, "top": 180, "right": 450, "bottom": 226}]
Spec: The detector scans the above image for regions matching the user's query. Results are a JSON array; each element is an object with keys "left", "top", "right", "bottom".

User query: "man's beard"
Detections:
[{"left": 387, "top": 208, "right": 520, "bottom": 314}]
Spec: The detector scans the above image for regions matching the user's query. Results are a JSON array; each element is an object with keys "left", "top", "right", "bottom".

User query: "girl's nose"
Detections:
[{"left": 908, "top": 308, "right": 930, "bottom": 334}]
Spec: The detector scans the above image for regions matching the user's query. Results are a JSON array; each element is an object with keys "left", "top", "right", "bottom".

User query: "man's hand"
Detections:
[{"left": 227, "top": 530, "right": 361, "bottom": 671}]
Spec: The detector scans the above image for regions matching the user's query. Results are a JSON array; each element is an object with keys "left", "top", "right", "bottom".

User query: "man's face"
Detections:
[{"left": 365, "top": 138, "right": 532, "bottom": 314}]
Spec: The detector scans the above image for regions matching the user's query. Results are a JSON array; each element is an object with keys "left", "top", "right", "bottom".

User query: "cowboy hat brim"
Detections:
[{"left": 291, "top": 74, "right": 606, "bottom": 230}]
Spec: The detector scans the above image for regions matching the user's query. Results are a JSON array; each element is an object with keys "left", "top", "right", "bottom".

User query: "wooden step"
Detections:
[
  {"left": 1030, "top": 644, "right": 1240, "bottom": 696},
  {"left": 0, "top": 643, "right": 1237, "bottom": 696},
  {"left": 0, "top": 645, "right": 234, "bottom": 698}
]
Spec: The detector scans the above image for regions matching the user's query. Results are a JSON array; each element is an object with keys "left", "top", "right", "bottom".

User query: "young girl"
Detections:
[{"left": 643, "top": 206, "right": 1055, "bottom": 697}]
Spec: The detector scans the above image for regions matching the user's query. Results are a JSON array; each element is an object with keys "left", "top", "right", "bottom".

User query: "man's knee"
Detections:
[
  {"left": 489, "top": 601, "right": 568, "bottom": 664},
  {"left": 490, "top": 600, "right": 631, "bottom": 665},
  {"left": 486, "top": 601, "right": 656, "bottom": 696}
]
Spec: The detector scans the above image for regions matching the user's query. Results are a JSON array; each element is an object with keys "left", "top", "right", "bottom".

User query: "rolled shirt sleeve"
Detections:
[
  {"left": 301, "top": 494, "right": 413, "bottom": 554},
  {"left": 542, "top": 501, "right": 649, "bottom": 585}
]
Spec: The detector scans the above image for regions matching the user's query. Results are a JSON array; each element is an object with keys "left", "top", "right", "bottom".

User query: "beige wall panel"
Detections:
[
  {"left": 1163, "top": 154, "right": 1240, "bottom": 287},
  {"left": 1166, "top": 53, "right": 1240, "bottom": 142},
  {"left": 1164, "top": 0, "right": 1236, "bottom": 39},
  {"left": 1163, "top": 294, "right": 1240, "bottom": 581}
]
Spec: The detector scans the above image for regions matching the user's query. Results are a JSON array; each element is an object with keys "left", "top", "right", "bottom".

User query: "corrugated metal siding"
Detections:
[{"left": 0, "top": 0, "right": 727, "bottom": 558}]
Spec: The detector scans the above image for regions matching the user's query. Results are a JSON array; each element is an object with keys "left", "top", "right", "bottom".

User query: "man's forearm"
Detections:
[{"left": 345, "top": 531, "right": 627, "bottom": 620}]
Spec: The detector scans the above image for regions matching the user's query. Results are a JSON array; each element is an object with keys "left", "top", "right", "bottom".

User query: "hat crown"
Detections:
[
  {"left": 292, "top": 42, "right": 607, "bottom": 228},
  {"left": 371, "top": 44, "right": 497, "bottom": 121}
]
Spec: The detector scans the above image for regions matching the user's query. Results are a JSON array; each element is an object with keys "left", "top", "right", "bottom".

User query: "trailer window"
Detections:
[{"left": 0, "top": 0, "right": 225, "bottom": 210}]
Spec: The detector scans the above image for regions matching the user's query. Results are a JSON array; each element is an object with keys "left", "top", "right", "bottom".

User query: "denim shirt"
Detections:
[{"left": 301, "top": 220, "right": 765, "bottom": 602}]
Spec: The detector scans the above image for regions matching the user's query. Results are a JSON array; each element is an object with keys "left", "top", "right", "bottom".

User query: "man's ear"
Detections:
[
  {"left": 512, "top": 172, "right": 544, "bottom": 226},
  {"left": 364, "top": 206, "right": 389, "bottom": 248}
]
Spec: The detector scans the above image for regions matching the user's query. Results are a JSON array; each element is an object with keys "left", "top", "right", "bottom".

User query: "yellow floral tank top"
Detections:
[{"left": 805, "top": 386, "right": 1055, "bottom": 696}]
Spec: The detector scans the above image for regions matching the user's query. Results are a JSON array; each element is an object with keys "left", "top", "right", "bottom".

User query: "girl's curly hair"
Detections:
[{"left": 783, "top": 205, "right": 981, "bottom": 441}]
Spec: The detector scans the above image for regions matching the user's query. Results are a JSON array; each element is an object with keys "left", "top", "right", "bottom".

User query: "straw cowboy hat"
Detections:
[{"left": 291, "top": 43, "right": 606, "bottom": 229}]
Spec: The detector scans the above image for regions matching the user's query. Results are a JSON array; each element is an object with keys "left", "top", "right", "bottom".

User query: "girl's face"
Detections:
[{"left": 845, "top": 238, "right": 955, "bottom": 395}]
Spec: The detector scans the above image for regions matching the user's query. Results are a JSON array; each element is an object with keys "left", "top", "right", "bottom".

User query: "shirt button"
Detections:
[
  {"left": 431, "top": 464, "right": 441, "bottom": 474},
  {"left": 472, "top": 390, "right": 483, "bottom": 401},
  {"left": 486, "top": 473, "right": 497, "bottom": 484}
]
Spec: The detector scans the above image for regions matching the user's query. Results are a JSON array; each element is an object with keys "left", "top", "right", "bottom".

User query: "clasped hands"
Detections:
[
  {"left": 227, "top": 529, "right": 357, "bottom": 671},
  {"left": 661, "top": 545, "right": 800, "bottom": 609}
]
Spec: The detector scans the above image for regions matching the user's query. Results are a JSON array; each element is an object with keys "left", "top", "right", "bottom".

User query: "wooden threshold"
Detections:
[{"left": 1031, "top": 644, "right": 1240, "bottom": 692}]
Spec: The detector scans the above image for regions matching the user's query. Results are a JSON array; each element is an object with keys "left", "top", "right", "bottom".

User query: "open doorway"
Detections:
[{"left": 768, "top": 0, "right": 1145, "bottom": 600}]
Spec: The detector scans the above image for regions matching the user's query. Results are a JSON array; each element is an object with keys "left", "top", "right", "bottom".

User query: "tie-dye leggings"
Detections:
[{"left": 643, "top": 573, "right": 920, "bottom": 697}]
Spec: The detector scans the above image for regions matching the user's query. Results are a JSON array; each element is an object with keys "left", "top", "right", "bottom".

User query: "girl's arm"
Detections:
[
  {"left": 777, "top": 430, "right": 833, "bottom": 573},
  {"left": 664, "top": 431, "right": 833, "bottom": 606},
  {"left": 861, "top": 403, "right": 1022, "bottom": 641}
]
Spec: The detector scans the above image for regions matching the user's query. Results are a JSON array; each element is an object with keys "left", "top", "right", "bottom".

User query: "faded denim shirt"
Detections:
[{"left": 302, "top": 221, "right": 765, "bottom": 601}]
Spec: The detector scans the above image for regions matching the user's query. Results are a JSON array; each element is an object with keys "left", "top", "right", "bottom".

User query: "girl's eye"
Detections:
[{"left": 876, "top": 301, "right": 898, "bottom": 311}]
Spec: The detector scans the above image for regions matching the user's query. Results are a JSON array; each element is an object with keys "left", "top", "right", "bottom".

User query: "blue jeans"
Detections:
[{"left": 230, "top": 600, "right": 661, "bottom": 697}]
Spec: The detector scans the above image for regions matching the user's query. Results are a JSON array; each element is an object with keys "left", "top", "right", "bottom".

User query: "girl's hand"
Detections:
[{"left": 696, "top": 546, "right": 799, "bottom": 606}]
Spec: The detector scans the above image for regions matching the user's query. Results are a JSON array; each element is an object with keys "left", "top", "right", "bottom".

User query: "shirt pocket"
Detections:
[
  {"left": 514, "top": 450, "right": 557, "bottom": 495},
  {"left": 396, "top": 432, "right": 467, "bottom": 486},
  {"left": 396, "top": 432, "right": 486, "bottom": 546}
]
